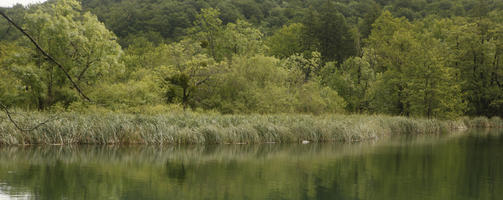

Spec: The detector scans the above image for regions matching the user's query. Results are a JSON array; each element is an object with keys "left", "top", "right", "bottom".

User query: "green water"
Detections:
[{"left": 0, "top": 129, "right": 502, "bottom": 200}]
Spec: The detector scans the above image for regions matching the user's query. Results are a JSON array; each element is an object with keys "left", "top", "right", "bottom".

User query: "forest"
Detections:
[{"left": 0, "top": 0, "right": 502, "bottom": 120}]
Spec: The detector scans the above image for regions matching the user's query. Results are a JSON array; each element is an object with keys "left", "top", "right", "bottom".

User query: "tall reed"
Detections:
[{"left": 0, "top": 112, "right": 482, "bottom": 145}]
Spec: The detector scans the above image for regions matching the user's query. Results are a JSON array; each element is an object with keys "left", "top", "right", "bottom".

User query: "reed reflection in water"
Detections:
[{"left": 0, "top": 129, "right": 502, "bottom": 200}]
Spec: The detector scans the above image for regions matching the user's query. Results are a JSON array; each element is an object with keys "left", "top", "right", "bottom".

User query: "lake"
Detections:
[{"left": 0, "top": 129, "right": 502, "bottom": 200}]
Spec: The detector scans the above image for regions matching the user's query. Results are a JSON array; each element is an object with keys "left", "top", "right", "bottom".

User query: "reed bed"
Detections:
[
  {"left": 0, "top": 112, "right": 499, "bottom": 145},
  {"left": 463, "top": 116, "right": 503, "bottom": 128}
]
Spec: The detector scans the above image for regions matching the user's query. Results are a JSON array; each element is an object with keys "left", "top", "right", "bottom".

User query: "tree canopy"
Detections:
[{"left": 1, "top": 0, "right": 502, "bottom": 118}]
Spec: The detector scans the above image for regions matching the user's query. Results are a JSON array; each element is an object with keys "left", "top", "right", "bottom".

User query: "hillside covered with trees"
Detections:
[{"left": 0, "top": 0, "right": 502, "bottom": 119}]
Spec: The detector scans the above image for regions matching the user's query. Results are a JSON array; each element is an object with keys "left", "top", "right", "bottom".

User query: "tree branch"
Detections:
[
  {"left": 195, "top": 77, "right": 210, "bottom": 86},
  {"left": 0, "top": 11, "right": 77, "bottom": 133},
  {"left": 0, "top": 10, "right": 91, "bottom": 101},
  {"left": 0, "top": 102, "right": 57, "bottom": 132}
]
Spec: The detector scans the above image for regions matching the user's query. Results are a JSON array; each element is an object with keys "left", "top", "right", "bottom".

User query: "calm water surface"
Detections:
[{"left": 0, "top": 129, "right": 502, "bottom": 200}]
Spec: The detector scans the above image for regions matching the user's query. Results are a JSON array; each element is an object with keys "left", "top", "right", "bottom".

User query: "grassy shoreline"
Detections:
[{"left": 0, "top": 112, "right": 501, "bottom": 145}]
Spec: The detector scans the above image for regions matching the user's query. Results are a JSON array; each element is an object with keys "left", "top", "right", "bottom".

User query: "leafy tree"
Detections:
[
  {"left": 439, "top": 15, "right": 503, "bottom": 117},
  {"left": 0, "top": 42, "right": 36, "bottom": 108},
  {"left": 364, "top": 11, "right": 411, "bottom": 115},
  {"left": 192, "top": 55, "right": 345, "bottom": 114},
  {"left": 316, "top": 1, "right": 356, "bottom": 63},
  {"left": 158, "top": 42, "right": 222, "bottom": 110},
  {"left": 218, "top": 20, "right": 264, "bottom": 60},
  {"left": 299, "top": 8, "right": 320, "bottom": 56},
  {"left": 403, "top": 28, "right": 466, "bottom": 118},
  {"left": 266, "top": 23, "right": 304, "bottom": 58},
  {"left": 283, "top": 51, "right": 322, "bottom": 82},
  {"left": 211, "top": 55, "right": 294, "bottom": 114},
  {"left": 367, "top": 11, "right": 465, "bottom": 118},
  {"left": 192, "top": 8, "right": 223, "bottom": 61},
  {"left": 357, "top": 1, "right": 382, "bottom": 39},
  {"left": 299, "top": 2, "right": 356, "bottom": 64},
  {"left": 1, "top": 0, "right": 122, "bottom": 109},
  {"left": 323, "top": 57, "right": 375, "bottom": 113},
  {"left": 0, "top": 5, "right": 27, "bottom": 42},
  {"left": 191, "top": 8, "right": 265, "bottom": 62}
]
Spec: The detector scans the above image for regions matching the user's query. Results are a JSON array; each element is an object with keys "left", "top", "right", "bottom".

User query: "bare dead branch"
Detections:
[{"left": 0, "top": 102, "right": 58, "bottom": 132}]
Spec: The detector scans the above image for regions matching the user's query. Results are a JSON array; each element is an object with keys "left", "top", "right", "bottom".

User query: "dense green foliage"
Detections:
[{"left": 1, "top": 0, "right": 502, "bottom": 119}]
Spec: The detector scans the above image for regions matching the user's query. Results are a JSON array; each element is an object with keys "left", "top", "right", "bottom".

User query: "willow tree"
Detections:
[{"left": 1, "top": 0, "right": 121, "bottom": 109}]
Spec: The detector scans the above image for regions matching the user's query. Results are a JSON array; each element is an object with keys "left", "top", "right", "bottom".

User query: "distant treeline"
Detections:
[{"left": 0, "top": 0, "right": 502, "bottom": 119}]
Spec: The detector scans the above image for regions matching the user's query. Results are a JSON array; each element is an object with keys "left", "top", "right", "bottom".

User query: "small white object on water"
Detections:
[{"left": 302, "top": 140, "right": 310, "bottom": 144}]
